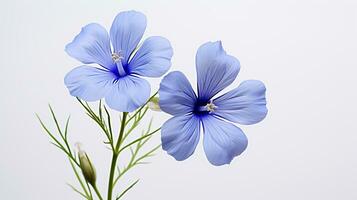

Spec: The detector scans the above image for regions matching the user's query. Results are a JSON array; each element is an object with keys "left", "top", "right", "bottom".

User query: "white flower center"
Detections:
[
  {"left": 111, "top": 52, "right": 127, "bottom": 76},
  {"left": 206, "top": 101, "right": 217, "bottom": 112},
  {"left": 111, "top": 52, "right": 124, "bottom": 63}
]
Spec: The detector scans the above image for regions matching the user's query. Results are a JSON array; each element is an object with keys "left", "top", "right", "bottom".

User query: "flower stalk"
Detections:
[
  {"left": 38, "top": 97, "right": 161, "bottom": 200},
  {"left": 107, "top": 112, "right": 128, "bottom": 200}
]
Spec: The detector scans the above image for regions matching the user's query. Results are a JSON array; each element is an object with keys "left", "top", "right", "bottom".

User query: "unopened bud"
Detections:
[
  {"left": 76, "top": 143, "right": 96, "bottom": 186},
  {"left": 148, "top": 97, "right": 161, "bottom": 111}
]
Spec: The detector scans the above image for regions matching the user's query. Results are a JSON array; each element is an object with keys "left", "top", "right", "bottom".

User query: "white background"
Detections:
[{"left": 1, "top": 0, "right": 357, "bottom": 199}]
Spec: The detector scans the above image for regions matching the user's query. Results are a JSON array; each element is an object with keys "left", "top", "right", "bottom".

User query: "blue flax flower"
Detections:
[
  {"left": 159, "top": 41, "right": 267, "bottom": 166},
  {"left": 64, "top": 11, "right": 173, "bottom": 112}
]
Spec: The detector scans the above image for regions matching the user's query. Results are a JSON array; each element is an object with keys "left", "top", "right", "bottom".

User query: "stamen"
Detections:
[
  {"left": 198, "top": 101, "right": 218, "bottom": 113},
  {"left": 205, "top": 101, "right": 217, "bottom": 113},
  {"left": 111, "top": 52, "right": 124, "bottom": 63},
  {"left": 111, "top": 52, "right": 126, "bottom": 76}
]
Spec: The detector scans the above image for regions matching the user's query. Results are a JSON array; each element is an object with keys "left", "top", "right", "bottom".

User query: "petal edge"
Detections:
[
  {"left": 202, "top": 116, "right": 248, "bottom": 166},
  {"left": 129, "top": 36, "right": 173, "bottom": 77},
  {"left": 196, "top": 41, "right": 240, "bottom": 101},
  {"left": 161, "top": 114, "right": 201, "bottom": 161},
  {"left": 213, "top": 80, "right": 267, "bottom": 125},
  {"left": 65, "top": 23, "right": 114, "bottom": 71},
  {"left": 159, "top": 71, "right": 197, "bottom": 116},
  {"left": 110, "top": 11, "right": 147, "bottom": 66},
  {"left": 105, "top": 75, "right": 150, "bottom": 112},
  {"left": 64, "top": 66, "right": 116, "bottom": 101}
]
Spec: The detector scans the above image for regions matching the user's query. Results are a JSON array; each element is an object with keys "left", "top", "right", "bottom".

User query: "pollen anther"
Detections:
[
  {"left": 111, "top": 52, "right": 124, "bottom": 63},
  {"left": 205, "top": 101, "right": 217, "bottom": 113}
]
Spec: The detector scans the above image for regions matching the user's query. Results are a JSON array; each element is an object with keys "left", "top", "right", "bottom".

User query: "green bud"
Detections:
[
  {"left": 148, "top": 97, "right": 161, "bottom": 111},
  {"left": 76, "top": 143, "right": 96, "bottom": 186}
]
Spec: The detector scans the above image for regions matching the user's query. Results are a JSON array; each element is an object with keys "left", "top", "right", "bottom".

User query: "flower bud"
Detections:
[
  {"left": 76, "top": 143, "right": 96, "bottom": 186},
  {"left": 148, "top": 97, "right": 161, "bottom": 111}
]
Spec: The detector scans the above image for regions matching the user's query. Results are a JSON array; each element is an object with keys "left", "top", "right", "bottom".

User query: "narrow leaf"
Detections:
[{"left": 116, "top": 179, "right": 140, "bottom": 200}]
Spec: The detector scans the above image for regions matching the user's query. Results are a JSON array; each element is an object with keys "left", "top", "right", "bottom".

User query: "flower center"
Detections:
[
  {"left": 111, "top": 52, "right": 124, "bottom": 63},
  {"left": 111, "top": 52, "right": 126, "bottom": 77},
  {"left": 198, "top": 100, "right": 217, "bottom": 113}
]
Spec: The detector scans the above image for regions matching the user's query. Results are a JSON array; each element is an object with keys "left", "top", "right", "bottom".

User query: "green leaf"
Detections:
[
  {"left": 118, "top": 127, "right": 160, "bottom": 154},
  {"left": 64, "top": 115, "right": 71, "bottom": 140},
  {"left": 98, "top": 100, "right": 103, "bottom": 121},
  {"left": 69, "top": 158, "right": 91, "bottom": 199},
  {"left": 67, "top": 183, "right": 89, "bottom": 199},
  {"left": 36, "top": 114, "right": 65, "bottom": 152},
  {"left": 78, "top": 99, "right": 114, "bottom": 150},
  {"left": 48, "top": 105, "right": 72, "bottom": 155},
  {"left": 116, "top": 179, "right": 139, "bottom": 200},
  {"left": 104, "top": 105, "right": 113, "bottom": 141}
]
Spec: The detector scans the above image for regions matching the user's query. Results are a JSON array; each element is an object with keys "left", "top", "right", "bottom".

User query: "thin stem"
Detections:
[
  {"left": 77, "top": 99, "right": 115, "bottom": 150},
  {"left": 116, "top": 112, "right": 128, "bottom": 152},
  {"left": 69, "top": 159, "right": 90, "bottom": 198},
  {"left": 107, "top": 153, "right": 118, "bottom": 200},
  {"left": 86, "top": 182, "right": 93, "bottom": 200},
  {"left": 36, "top": 114, "right": 80, "bottom": 167},
  {"left": 92, "top": 184, "right": 104, "bottom": 200},
  {"left": 48, "top": 105, "right": 72, "bottom": 154},
  {"left": 117, "top": 127, "right": 160, "bottom": 155},
  {"left": 107, "top": 112, "right": 128, "bottom": 200},
  {"left": 116, "top": 179, "right": 139, "bottom": 200}
]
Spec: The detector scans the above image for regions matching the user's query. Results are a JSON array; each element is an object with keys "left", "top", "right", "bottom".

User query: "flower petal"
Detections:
[
  {"left": 213, "top": 80, "right": 267, "bottom": 125},
  {"left": 129, "top": 36, "right": 173, "bottom": 77},
  {"left": 159, "top": 71, "right": 197, "bottom": 116},
  {"left": 110, "top": 11, "right": 147, "bottom": 66},
  {"left": 195, "top": 41, "right": 240, "bottom": 101},
  {"left": 202, "top": 116, "right": 248, "bottom": 166},
  {"left": 65, "top": 23, "right": 115, "bottom": 71},
  {"left": 104, "top": 75, "right": 150, "bottom": 112},
  {"left": 161, "top": 114, "right": 201, "bottom": 161},
  {"left": 64, "top": 66, "right": 116, "bottom": 101}
]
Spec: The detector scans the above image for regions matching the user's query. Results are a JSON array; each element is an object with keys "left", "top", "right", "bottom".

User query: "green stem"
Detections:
[
  {"left": 92, "top": 184, "right": 104, "bottom": 200},
  {"left": 116, "top": 112, "right": 128, "bottom": 149},
  {"left": 107, "top": 153, "right": 118, "bottom": 200},
  {"left": 107, "top": 112, "right": 128, "bottom": 200}
]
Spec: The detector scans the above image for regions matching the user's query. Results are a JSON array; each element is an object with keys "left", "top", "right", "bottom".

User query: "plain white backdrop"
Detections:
[{"left": 1, "top": 0, "right": 357, "bottom": 199}]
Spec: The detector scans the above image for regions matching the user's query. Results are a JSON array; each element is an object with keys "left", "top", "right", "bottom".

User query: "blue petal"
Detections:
[
  {"left": 202, "top": 116, "right": 248, "bottom": 166},
  {"left": 195, "top": 41, "right": 240, "bottom": 101},
  {"left": 129, "top": 36, "right": 173, "bottom": 77},
  {"left": 159, "top": 71, "right": 197, "bottom": 116},
  {"left": 104, "top": 75, "right": 150, "bottom": 112},
  {"left": 213, "top": 80, "right": 267, "bottom": 125},
  {"left": 110, "top": 11, "right": 147, "bottom": 67},
  {"left": 64, "top": 66, "right": 116, "bottom": 101},
  {"left": 161, "top": 114, "right": 201, "bottom": 161},
  {"left": 65, "top": 23, "right": 115, "bottom": 71}
]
